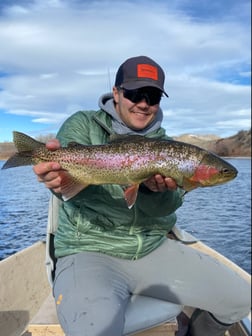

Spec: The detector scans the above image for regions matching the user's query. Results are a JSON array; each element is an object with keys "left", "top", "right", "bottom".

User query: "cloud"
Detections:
[{"left": 0, "top": 0, "right": 251, "bottom": 139}]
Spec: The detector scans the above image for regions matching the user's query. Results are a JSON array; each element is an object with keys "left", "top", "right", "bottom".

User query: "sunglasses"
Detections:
[{"left": 120, "top": 87, "right": 162, "bottom": 106}]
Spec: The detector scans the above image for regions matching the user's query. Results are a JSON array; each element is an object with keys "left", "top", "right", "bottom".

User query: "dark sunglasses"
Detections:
[{"left": 120, "top": 87, "right": 162, "bottom": 106}]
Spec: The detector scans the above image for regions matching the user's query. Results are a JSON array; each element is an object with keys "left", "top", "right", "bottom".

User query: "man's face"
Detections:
[{"left": 113, "top": 86, "right": 162, "bottom": 131}]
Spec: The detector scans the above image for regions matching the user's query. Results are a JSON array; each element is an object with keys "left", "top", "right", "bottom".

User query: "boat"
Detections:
[
  {"left": 1, "top": 238, "right": 250, "bottom": 336},
  {"left": 0, "top": 197, "right": 251, "bottom": 336}
]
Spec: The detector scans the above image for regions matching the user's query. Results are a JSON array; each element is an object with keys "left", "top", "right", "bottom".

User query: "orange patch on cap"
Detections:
[{"left": 137, "top": 64, "right": 158, "bottom": 80}]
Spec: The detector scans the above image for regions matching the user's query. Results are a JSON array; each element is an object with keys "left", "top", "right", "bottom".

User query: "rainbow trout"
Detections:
[{"left": 2, "top": 131, "right": 238, "bottom": 208}]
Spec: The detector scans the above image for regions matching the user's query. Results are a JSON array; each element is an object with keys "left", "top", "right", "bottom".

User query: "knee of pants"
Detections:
[
  {"left": 55, "top": 290, "right": 128, "bottom": 336},
  {"left": 214, "top": 287, "right": 251, "bottom": 324},
  {"left": 53, "top": 254, "right": 130, "bottom": 336}
]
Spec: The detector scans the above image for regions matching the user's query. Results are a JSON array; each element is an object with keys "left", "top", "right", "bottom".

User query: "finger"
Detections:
[
  {"left": 154, "top": 175, "right": 167, "bottom": 191},
  {"left": 164, "top": 177, "right": 177, "bottom": 190},
  {"left": 44, "top": 176, "right": 63, "bottom": 189},
  {"left": 46, "top": 139, "right": 61, "bottom": 150},
  {"left": 33, "top": 162, "right": 61, "bottom": 175},
  {"left": 39, "top": 171, "right": 62, "bottom": 183},
  {"left": 154, "top": 174, "right": 165, "bottom": 184}
]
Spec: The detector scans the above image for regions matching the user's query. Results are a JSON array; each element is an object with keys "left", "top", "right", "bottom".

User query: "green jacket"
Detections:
[{"left": 54, "top": 109, "right": 183, "bottom": 259}]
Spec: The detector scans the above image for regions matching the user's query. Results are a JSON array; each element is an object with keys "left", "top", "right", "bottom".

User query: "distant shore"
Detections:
[
  {"left": 0, "top": 154, "right": 15, "bottom": 161},
  {"left": 222, "top": 156, "right": 251, "bottom": 159},
  {"left": 0, "top": 155, "right": 11, "bottom": 161}
]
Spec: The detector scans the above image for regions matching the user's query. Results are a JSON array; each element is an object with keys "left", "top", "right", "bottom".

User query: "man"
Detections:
[{"left": 33, "top": 56, "right": 250, "bottom": 336}]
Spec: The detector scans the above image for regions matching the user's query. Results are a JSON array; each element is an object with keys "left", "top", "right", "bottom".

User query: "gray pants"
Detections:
[{"left": 53, "top": 239, "right": 250, "bottom": 336}]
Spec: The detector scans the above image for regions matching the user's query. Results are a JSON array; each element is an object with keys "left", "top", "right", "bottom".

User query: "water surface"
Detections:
[{"left": 0, "top": 159, "right": 251, "bottom": 274}]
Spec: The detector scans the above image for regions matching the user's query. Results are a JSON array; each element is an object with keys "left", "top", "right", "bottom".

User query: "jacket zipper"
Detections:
[
  {"left": 93, "top": 113, "right": 144, "bottom": 260},
  {"left": 129, "top": 206, "right": 143, "bottom": 260}
]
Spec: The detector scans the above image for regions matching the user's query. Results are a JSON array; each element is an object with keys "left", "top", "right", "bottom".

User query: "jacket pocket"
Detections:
[{"left": 77, "top": 204, "right": 115, "bottom": 233}]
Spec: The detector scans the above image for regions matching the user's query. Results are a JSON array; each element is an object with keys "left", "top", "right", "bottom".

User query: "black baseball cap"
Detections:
[{"left": 115, "top": 56, "right": 168, "bottom": 97}]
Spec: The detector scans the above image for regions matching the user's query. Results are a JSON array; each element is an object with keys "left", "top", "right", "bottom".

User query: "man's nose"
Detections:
[{"left": 137, "top": 96, "right": 150, "bottom": 106}]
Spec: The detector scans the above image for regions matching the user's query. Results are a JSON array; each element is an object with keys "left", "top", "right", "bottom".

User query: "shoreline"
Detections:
[{"left": 222, "top": 156, "right": 251, "bottom": 159}]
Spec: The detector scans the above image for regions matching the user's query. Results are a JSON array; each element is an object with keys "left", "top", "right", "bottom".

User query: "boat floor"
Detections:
[{"left": 21, "top": 292, "right": 247, "bottom": 336}]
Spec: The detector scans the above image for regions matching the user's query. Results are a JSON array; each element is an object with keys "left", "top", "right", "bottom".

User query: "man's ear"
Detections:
[{"left": 113, "top": 86, "right": 120, "bottom": 103}]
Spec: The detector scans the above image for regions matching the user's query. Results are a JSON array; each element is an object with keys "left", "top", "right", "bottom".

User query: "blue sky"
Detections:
[{"left": 0, "top": 0, "right": 251, "bottom": 142}]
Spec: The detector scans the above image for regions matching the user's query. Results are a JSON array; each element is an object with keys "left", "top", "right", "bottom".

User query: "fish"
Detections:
[{"left": 2, "top": 131, "right": 238, "bottom": 208}]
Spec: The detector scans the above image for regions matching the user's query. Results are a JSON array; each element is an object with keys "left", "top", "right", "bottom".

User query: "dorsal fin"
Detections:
[
  {"left": 108, "top": 134, "right": 151, "bottom": 144},
  {"left": 67, "top": 141, "right": 84, "bottom": 148}
]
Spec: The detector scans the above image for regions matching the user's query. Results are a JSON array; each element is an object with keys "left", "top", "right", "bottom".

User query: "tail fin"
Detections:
[{"left": 2, "top": 131, "right": 44, "bottom": 169}]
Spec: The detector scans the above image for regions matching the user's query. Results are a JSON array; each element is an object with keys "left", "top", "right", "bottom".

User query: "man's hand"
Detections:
[
  {"left": 143, "top": 174, "right": 177, "bottom": 192},
  {"left": 33, "top": 139, "right": 63, "bottom": 193},
  {"left": 33, "top": 139, "right": 86, "bottom": 199}
]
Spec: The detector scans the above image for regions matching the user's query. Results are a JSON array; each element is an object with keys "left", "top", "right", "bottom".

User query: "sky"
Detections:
[{"left": 0, "top": 0, "right": 251, "bottom": 142}]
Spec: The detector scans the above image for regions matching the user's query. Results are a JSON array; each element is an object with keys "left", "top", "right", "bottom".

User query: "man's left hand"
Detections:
[{"left": 143, "top": 174, "right": 177, "bottom": 192}]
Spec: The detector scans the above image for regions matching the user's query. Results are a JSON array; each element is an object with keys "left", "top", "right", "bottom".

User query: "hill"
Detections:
[
  {"left": 0, "top": 129, "right": 251, "bottom": 160},
  {"left": 0, "top": 142, "right": 16, "bottom": 160},
  {"left": 175, "top": 129, "right": 251, "bottom": 157},
  {"left": 208, "top": 129, "right": 251, "bottom": 157}
]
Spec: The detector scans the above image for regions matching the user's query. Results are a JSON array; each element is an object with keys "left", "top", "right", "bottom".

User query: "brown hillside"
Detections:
[
  {"left": 208, "top": 129, "right": 251, "bottom": 157},
  {"left": 0, "top": 142, "right": 16, "bottom": 160},
  {"left": 175, "top": 129, "right": 251, "bottom": 157}
]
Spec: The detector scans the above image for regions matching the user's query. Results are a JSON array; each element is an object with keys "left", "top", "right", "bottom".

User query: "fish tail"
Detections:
[
  {"left": 2, "top": 152, "right": 33, "bottom": 169},
  {"left": 1, "top": 131, "right": 44, "bottom": 169}
]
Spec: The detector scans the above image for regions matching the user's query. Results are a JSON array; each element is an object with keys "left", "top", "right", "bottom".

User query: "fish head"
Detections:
[{"left": 185, "top": 152, "right": 238, "bottom": 189}]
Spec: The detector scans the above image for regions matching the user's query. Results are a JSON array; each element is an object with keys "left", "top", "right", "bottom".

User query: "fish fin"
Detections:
[
  {"left": 108, "top": 134, "right": 168, "bottom": 145},
  {"left": 123, "top": 184, "right": 139, "bottom": 209},
  {"left": 13, "top": 131, "right": 44, "bottom": 152},
  {"left": 59, "top": 172, "right": 88, "bottom": 201},
  {"left": 67, "top": 141, "right": 83, "bottom": 148},
  {"left": 182, "top": 177, "right": 200, "bottom": 192},
  {"left": 2, "top": 131, "right": 43, "bottom": 169},
  {"left": 2, "top": 152, "right": 33, "bottom": 169},
  {"left": 108, "top": 134, "right": 147, "bottom": 144}
]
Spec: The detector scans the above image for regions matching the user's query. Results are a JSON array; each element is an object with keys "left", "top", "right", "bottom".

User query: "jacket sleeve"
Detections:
[
  {"left": 56, "top": 111, "right": 94, "bottom": 146},
  {"left": 136, "top": 187, "right": 184, "bottom": 217}
]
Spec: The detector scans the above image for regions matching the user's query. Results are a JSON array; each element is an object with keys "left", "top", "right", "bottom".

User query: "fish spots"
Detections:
[
  {"left": 78, "top": 153, "right": 128, "bottom": 170},
  {"left": 121, "top": 155, "right": 138, "bottom": 168}
]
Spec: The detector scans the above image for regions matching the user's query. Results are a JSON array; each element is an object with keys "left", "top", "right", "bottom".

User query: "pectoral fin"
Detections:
[
  {"left": 59, "top": 172, "right": 88, "bottom": 201},
  {"left": 124, "top": 184, "right": 139, "bottom": 209},
  {"left": 182, "top": 176, "right": 200, "bottom": 192}
]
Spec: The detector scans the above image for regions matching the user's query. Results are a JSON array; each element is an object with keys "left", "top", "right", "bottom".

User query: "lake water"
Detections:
[{"left": 0, "top": 158, "right": 251, "bottom": 274}]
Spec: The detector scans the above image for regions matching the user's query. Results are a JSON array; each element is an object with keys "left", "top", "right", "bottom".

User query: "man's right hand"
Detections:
[
  {"left": 33, "top": 139, "right": 63, "bottom": 193},
  {"left": 33, "top": 139, "right": 86, "bottom": 199}
]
